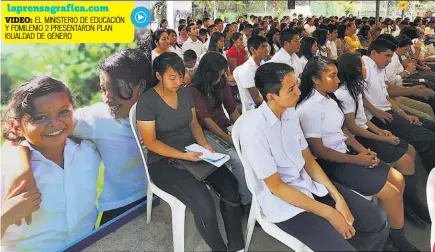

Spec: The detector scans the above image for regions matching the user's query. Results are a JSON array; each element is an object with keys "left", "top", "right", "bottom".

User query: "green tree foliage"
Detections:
[{"left": 1, "top": 42, "right": 136, "bottom": 107}]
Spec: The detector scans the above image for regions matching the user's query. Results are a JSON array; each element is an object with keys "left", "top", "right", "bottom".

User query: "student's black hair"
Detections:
[
  {"left": 399, "top": 26, "right": 419, "bottom": 40},
  {"left": 207, "top": 24, "right": 216, "bottom": 35},
  {"left": 297, "top": 56, "right": 342, "bottom": 110},
  {"left": 377, "top": 34, "right": 398, "bottom": 46},
  {"left": 313, "top": 28, "right": 328, "bottom": 46},
  {"left": 152, "top": 29, "right": 168, "bottom": 50},
  {"left": 294, "top": 27, "right": 302, "bottom": 37},
  {"left": 368, "top": 38, "right": 397, "bottom": 56},
  {"left": 298, "top": 36, "right": 317, "bottom": 60},
  {"left": 199, "top": 28, "right": 208, "bottom": 37},
  {"left": 252, "top": 27, "right": 265, "bottom": 37},
  {"left": 327, "top": 24, "right": 338, "bottom": 34},
  {"left": 357, "top": 25, "right": 371, "bottom": 37},
  {"left": 337, "top": 24, "right": 346, "bottom": 39},
  {"left": 247, "top": 35, "right": 267, "bottom": 55},
  {"left": 337, "top": 53, "right": 367, "bottom": 115},
  {"left": 255, "top": 63, "right": 294, "bottom": 101},
  {"left": 396, "top": 35, "right": 413, "bottom": 48},
  {"left": 214, "top": 18, "right": 223, "bottom": 25},
  {"left": 100, "top": 49, "right": 152, "bottom": 100},
  {"left": 208, "top": 32, "right": 225, "bottom": 53},
  {"left": 355, "top": 19, "right": 362, "bottom": 26},
  {"left": 191, "top": 52, "right": 228, "bottom": 108},
  {"left": 261, "top": 20, "right": 268, "bottom": 27},
  {"left": 279, "top": 28, "right": 299, "bottom": 48},
  {"left": 317, "top": 24, "right": 328, "bottom": 30},
  {"left": 166, "top": 29, "right": 182, "bottom": 49},
  {"left": 3, "top": 76, "right": 75, "bottom": 143},
  {"left": 243, "top": 23, "right": 253, "bottom": 30},
  {"left": 224, "top": 32, "right": 243, "bottom": 50},
  {"left": 196, "top": 19, "right": 203, "bottom": 25},
  {"left": 183, "top": 49, "right": 197, "bottom": 63},
  {"left": 368, "top": 19, "right": 376, "bottom": 26},
  {"left": 186, "top": 23, "right": 195, "bottom": 33},
  {"left": 203, "top": 17, "right": 210, "bottom": 23},
  {"left": 178, "top": 24, "right": 186, "bottom": 34},
  {"left": 266, "top": 27, "right": 281, "bottom": 55},
  {"left": 160, "top": 19, "right": 168, "bottom": 27},
  {"left": 151, "top": 52, "right": 185, "bottom": 89}
]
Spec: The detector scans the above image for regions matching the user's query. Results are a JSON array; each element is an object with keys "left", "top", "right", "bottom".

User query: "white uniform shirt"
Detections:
[
  {"left": 1, "top": 139, "right": 100, "bottom": 251},
  {"left": 335, "top": 85, "right": 369, "bottom": 130},
  {"left": 384, "top": 53, "right": 404, "bottom": 86},
  {"left": 296, "top": 90, "right": 349, "bottom": 154},
  {"left": 181, "top": 37, "right": 205, "bottom": 59},
  {"left": 169, "top": 45, "right": 183, "bottom": 58},
  {"left": 326, "top": 40, "right": 338, "bottom": 60},
  {"left": 304, "top": 24, "right": 316, "bottom": 35},
  {"left": 239, "top": 103, "right": 328, "bottom": 223},
  {"left": 362, "top": 56, "right": 392, "bottom": 119},
  {"left": 73, "top": 103, "right": 147, "bottom": 211},
  {"left": 233, "top": 57, "right": 264, "bottom": 112},
  {"left": 269, "top": 48, "right": 302, "bottom": 85},
  {"left": 299, "top": 55, "right": 308, "bottom": 71}
]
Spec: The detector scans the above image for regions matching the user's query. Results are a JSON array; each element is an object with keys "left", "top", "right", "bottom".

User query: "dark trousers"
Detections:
[
  {"left": 100, "top": 196, "right": 147, "bottom": 225},
  {"left": 371, "top": 110, "right": 435, "bottom": 171},
  {"left": 148, "top": 159, "right": 244, "bottom": 252},
  {"left": 276, "top": 182, "right": 389, "bottom": 252}
]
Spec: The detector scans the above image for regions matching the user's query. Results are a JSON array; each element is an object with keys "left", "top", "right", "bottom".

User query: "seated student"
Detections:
[
  {"left": 167, "top": 29, "right": 183, "bottom": 58},
  {"left": 313, "top": 28, "right": 331, "bottom": 58},
  {"left": 9, "top": 49, "right": 152, "bottom": 225},
  {"left": 298, "top": 36, "right": 318, "bottom": 71},
  {"left": 233, "top": 36, "right": 269, "bottom": 112},
  {"left": 189, "top": 52, "right": 252, "bottom": 212},
  {"left": 239, "top": 62, "right": 389, "bottom": 251},
  {"left": 362, "top": 39, "right": 435, "bottom": 173},
  {"left": 1, "top": 77, "right": 101, "bottom": 251},
  {"left": 269, "top": 29, "right": 303, "bottom": 85},
  {"left": 225, "top": 32, "right": 248, "bottom": 75},
  {"left": 136, "top": 52, "right": 244, "bottom": 252},
  {"left": 335, "top": 53, "right": 430, "bottom": 224},
  {"left": 198, "top": 28, "right": 208, "bottom": 44},
  {"left": 296, "top": 57, "right": 418, "bottom": 251},
  {"left": 200, "top": 32, "right": 225, "bottom": 61},
  {"left": 152, "top": 29, "right": 170, "bottom": 62},
  {"left": 183, "top": 49, "right": 197, "bottom": 85}
]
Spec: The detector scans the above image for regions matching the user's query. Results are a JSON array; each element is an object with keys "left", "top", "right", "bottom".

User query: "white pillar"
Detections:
[{"left": 167, "top": 1, "right": 175, "bottom": 30}]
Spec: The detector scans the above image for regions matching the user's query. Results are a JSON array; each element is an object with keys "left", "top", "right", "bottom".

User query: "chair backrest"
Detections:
[
  {"left": 427, "top": 168, "right": 435, "bottom": 250},
  {"left": 129, "top": 103, "right": 152, "bottom": 186},
  {"left": 231, "top": 114, "right": 266, "bottom": 221}
]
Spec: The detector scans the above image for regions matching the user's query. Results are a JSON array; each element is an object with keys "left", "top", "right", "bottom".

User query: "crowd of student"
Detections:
[{"left": 1, "top": 12, "right": 435, "bottom": 252}]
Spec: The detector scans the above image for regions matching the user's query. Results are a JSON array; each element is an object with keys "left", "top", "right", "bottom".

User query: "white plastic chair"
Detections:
[
  {"left": 427, "top": 168, "right": 435, "bottom": 251},
  {"left": 231, "top": 115, "right": 313, "bottom": 252},
  {"left": 129, "top": 103, "right": 186, "bottom": 252}
]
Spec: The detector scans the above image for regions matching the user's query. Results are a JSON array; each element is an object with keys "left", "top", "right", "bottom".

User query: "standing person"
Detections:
[
  {"left": 137, "top": 52, "right": 244, "bottom": 252},
  {"left": 7, "top": 49, "right": 154, "bottom": 226},
  {"left": 151, "top": 29, "right": 170, "bottom": 62},
  {"left": 167, "top": 29, "right": 183, "bottom": 58},
  {"left": 336, "top": 53, "right": 430, "bottom": 224},
  {"left": 177, "top": 25, "right": 188, "bottom": 46},
  {"left": 296, "top": 57, "right": 419, "bottom": 251},
  {"left": 181, "top": 23, "right": 205, "bottom": 59},
  {"left": 362, "top": 38, "right": 435, "bottom": 173},
  {"left": 1, "top": 77, "right": 101, "bottom": 251},
  {"left": 189, "top": 52, "right": 252, "bottom": 212},
  {"left": 225, "top": 32, "right": 248, "bottom": 74},
  {"left": 239, "top": 62, "right": 389, "bottom": 251}
]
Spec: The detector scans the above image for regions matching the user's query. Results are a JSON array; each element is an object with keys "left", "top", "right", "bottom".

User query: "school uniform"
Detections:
[
  {"left": 335, "top": 85, "right": 409, "bottom": 163},
  {"left": 362, "top": 55, "right": 435, "bottom": 171},
  {"left": 73, "top": 103, "right": 147, "bottom": 219},
  {"left": 1, "top": 139, "right": 100, "bottom": 251},
  {"left": 269, "top": 48, "right": 302, "bottom": 85},
  {"left": 239, "top": 103, "right": 389, "bottom": 251},
  {"left": 296, "top": 89, "right": 390, "bottom": 196}
]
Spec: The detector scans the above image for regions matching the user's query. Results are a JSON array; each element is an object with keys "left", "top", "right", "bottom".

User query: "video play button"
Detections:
[{"left": 131, "top": 7, "right": 151, "bottom": 28}]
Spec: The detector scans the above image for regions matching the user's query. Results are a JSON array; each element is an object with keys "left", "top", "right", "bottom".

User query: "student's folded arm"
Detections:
[
  {"left": 241, "top": 130, "right": 333, "bottom": 219},
  {"left": 343, "top": 113, "right": 383, "bottom": 141},
  {"left": 137, "top": 120, "right": 186, "bottom": 160},
  {"left": 301, "top": 148, "right": 343, "bottom": 203}
]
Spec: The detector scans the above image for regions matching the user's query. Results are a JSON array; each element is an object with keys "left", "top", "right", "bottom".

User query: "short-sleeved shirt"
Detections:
[
  {"left": 233, "top": 57, "right": 264, "bottom": 112},
  {"left": 136, "top": 87, "right": 196, "bottom": 163},
  {"left": 73, "top": 103, "right": 147, "bottom": 211},
  {"left": 226, "top": 45, "right": 248, "bottom": 68},
  {"left": 335, "top": 85, "right": 369, "bottom": 130},
  {"left": 362, "top": 55, "right": 392, "bottom": 119},
  {"left": 269, "top": 48, "right": 302, "bottom": 85},
  {"left": 239, "top": 103, "right": 328, "bottom": 223},
  {"left": 296, "top": 90, "right": 349, "bottom": 154},
  {"left": 1, "top": 139, "right": 100, "bottom": 251},
  {"left": 189, "top": 84, "right": 236, "bottom": 130},
  {"left": 344, "top": 35, "right": 363, "bottom": 52}
]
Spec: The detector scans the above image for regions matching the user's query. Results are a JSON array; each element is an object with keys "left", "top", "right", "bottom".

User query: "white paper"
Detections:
[{"left": 185, "top": 144, "right": 230, "bottom": 167}]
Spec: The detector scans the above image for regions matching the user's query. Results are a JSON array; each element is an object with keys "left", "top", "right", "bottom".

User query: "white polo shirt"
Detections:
[
  {"left": 384, "top": 53, "right": 404, "bottom": 86},
  {"left": 181, "top": 37, "right": 205, "bottom": 59},
  {"left": 73, "top": 103, "right": 147, "bottom": 211},
  {"left": 1, "top": 139, "right": 100, "bottom": 251},
  {"left": 239, "top": 103, "right": 328, "bottom": 223},
  {"left": 269, "top": 48, "right": 302, "bottom": 85},
  {"left": 233, "top": 57, "right": 264, "bottom": 112},
  {"left": 335, "top": 85, "right": 369, "bottom": 130},
  {"left": 326, "top": 40, "right": 338, "bottom": 60},
  {"left": 362, "top": 56, "right": 392, "bottom": 119},
  {"left": 296, "top": 90, "right": 349, "bottom": 154}
]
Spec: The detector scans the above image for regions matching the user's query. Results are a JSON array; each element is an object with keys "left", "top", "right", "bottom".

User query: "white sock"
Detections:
[{"left": 236, "top": 249, "right": 245, "bottom": 252}]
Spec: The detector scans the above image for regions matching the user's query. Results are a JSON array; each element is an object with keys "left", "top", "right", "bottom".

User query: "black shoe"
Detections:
[
  {"left": 382, "top": 237, "right": 399, "bottom": 251},
  {"left": 404, "top": 204, "right": 426, "bottom": 226},
  {"left": 410, "top": 201, "right": 431, "bottom": 224},
  {"left": 390, "top": 228, "right": 420, "bottom": 252}
]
